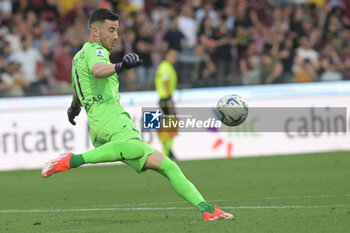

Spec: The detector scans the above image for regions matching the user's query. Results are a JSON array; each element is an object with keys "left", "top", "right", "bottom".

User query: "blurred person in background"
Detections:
[
  {"left": 290, "top": 4, "right": 304, "bottom": 36},
  {"left": 194, "top": 0, "right": 219, "bottom": 28},
  {"left": 211, "top": 21, "right": 233, "bottom": 86},
  {"left": 32, "top": 21, "right": 46, "bottom": 49},
  {"left": 194, "top": 43, "right": 217, "bottom": 86},
  {"left": 281, "top": 3, "right": 293, "bottom": 27},
  {"left": 162, "top": 16, "right": 187, "bottom": 52},
  {"left": 233, "top": 1, "right": 253, "bottom": 29},
  {"left": 299, "top": 15, "right": 322, "bottom": 49},
  {"left": 342, "top": 0, "right": 350, "bottom": 25},
  {"left": 197, "top": 17, "right": 215, "bottom": 45},
  {"left": 323, "top": 13, "right": 343, "bottom": 48},
  {"left": 339, "top": 43, "right": 350, "bottom": 80},
  {"left": 268, "top": 30, "right": 294, "bottom": 82},
  {"left": 334, "top": 27, "right": 350, "bottom": 52},
  {"left": 251, "top": 22, "right": 268, "bottom": 55},
  {"left": 132, "top": 10, "right": 148, "bottom": 32},
  {"left": 222, "top": 1, "right": 235, "bottom": 32},
  {"left": 239, "top": 41, "right": 261, "bottom": 85},
  {"left": 319, "top": 42, "right": 343, "bottom": 81},
  {"left": 232, "top": 24, "right": 253, "bottom": 60},
  {"left": 0, "top": 0, "right": 12, "bottom": 21},
  {"left": 23, "top": 10, "right": 40, "bottom": 35},
  {"left": 134, "top": 21, "right": 154, "bottom": 90},
  {"left": 319, "top": 43, "right": 343, "bottom": 81},
  {"left": 178, "top": 4, "right": 196, "bottom": 49},
  {"left": 8, "top": 34, "right": 47, "bottom": 95},
  {"left": 155, "top": 49, "right": 178, "bottom": 160},
  {"left": 259, "top": 50, "right": 284, "bottom": 84},
  {"left": 195, "top": 17, "right": 216, "bottom": 86},
  {"left": 11, "top": 0, "right": 30, "bottom": 15},
  {"left": 0, "top": 57, "right": 26, "bottom": 97},
  {"left": 231, "top": 2, "right": 253, "bottom": 67},
  {"left": 65, "top": 17, "right": 89, "bottom": 55},
  {"left": 293, "top": 36, "right": 319, "bottom": 75},
  {"left": 51, "top": 42, "right": 74, "bottom": 94},
  {"left": 293, "top": 58, "right": 318, "bottom": 82},
  {"left": 152, "top": 18, "right": 166, "bottom": 70},
  {"left": 150, "top": 0, "right": 170, "bottom": 27},
  {"left": 270, "top": 7, "right": 290, "bottom": 34},
  {"left": 4, "top": 23, "right": 21, "bottom": 52},
  {"left": 118, "top": 28, "right": 139, "bottom": 91},
  {"left": 247, "top": 0, "right": 274, "bottom": 26}
]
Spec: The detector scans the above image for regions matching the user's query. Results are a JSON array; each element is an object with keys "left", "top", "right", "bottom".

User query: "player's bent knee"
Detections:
[
  {"left": 125, "top": 139, "right": 144, "bottom": 159},
  {"left": 108, "top": 139, "right": 144, "bottom": 160}
]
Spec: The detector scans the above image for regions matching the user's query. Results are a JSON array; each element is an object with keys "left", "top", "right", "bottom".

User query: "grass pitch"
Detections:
[{"left": 0, "top": 151, "right": 349, "bottom": 233}]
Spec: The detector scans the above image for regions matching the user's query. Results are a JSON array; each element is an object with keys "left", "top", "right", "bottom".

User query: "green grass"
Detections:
[{"left": 0, "top": 152, "right": 350, "bottom": 233}]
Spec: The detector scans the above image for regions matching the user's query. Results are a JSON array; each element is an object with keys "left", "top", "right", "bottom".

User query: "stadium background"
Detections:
[
  {"left": 0, "top": 0, "right": 349, "bottom": 168},
  {"left": 0, "top": 0, "right": 350, "bottom": 96},
  {"left": 0, "top": 1, "right": 350, "bottom": 232}
]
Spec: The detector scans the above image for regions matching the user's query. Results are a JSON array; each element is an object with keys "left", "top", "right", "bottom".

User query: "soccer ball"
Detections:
[{"left": 216, "top": 94, "right": 248, "bottom": 126}]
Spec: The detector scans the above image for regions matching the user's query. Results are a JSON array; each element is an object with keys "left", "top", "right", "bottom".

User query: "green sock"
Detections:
[
  {"left": 158, "top": 156, "right": 205, "bottom": 208},
  {"left": 197, "top": 201, "right": 215, "bottom": 214},
  {"left": 70, "top": 154, "right": 85, "bottom": 168}
]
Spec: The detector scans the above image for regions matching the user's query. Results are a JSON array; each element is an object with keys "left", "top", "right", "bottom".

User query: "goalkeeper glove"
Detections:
[
  {"left": 67, "top": 105, "right": 81, "bottom": 125},
  {"left": 114, "top": 52, "right": 142, "bottom": 73}
]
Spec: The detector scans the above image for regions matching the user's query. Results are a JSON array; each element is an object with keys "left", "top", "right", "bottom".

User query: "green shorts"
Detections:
[{"left": 92, "top": 112, "right": 155, "bottom": 173}]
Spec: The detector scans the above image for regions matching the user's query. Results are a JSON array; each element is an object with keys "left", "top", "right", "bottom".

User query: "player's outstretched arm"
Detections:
[
  {"left": 92, "top": 63, "right": 117, "bottom": 78},
  {"left": 67, "top": 90, "right": 81, "bottom": 125},
  {"left": 92, "top": 53, "right": 142, "bottom": 78}
]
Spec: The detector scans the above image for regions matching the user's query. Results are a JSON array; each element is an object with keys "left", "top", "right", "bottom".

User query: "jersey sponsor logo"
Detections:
[
  {"left": 97, "top": 50, "right": 104, "bottom": 57},
  {"left": 143, "top": 110, "right": 161, "bottom": 129}
]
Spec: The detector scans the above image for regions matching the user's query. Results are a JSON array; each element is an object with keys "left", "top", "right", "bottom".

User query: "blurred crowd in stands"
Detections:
[{"left": 0, "top": 0, "right": 350, "bottom": 97}]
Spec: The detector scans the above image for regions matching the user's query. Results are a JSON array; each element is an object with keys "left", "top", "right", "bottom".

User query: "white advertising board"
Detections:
[{"left": 0, "top": 82, "right": 349, "bottom": 170}]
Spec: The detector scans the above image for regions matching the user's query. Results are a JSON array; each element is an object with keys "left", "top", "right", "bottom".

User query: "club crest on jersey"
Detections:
[{"left": 97, "top": 50, "right": 104, "bottom": 57}]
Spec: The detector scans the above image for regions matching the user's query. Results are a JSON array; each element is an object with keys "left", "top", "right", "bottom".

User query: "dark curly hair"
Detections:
[{"left": 88, "top": 8, "right": 119, "bottom": 29}]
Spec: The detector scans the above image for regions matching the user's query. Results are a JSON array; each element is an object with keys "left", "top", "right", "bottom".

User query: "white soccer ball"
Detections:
[{"left": 216, "top": 94, "right": 248, "bottom": 126}]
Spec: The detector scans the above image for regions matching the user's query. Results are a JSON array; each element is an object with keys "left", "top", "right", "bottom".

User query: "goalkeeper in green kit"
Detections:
[{"left": 41, "top": 8, "right": 233, "bottom": 221}]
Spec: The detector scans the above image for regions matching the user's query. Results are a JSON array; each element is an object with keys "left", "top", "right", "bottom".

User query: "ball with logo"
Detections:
[{"left": 216, "top": 94, "right": 248, "bottom": 126}]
